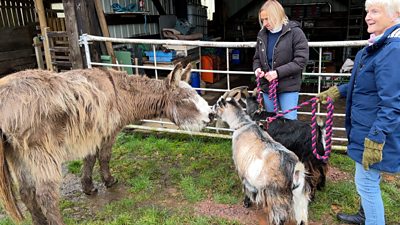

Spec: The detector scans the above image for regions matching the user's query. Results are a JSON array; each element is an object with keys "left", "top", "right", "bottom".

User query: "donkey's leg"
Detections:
[
  {"left": 81, "top": 154, "right": 98, "bottom": 195},
  {"left": 98, "top": 135, "right": 118, "bottom": 188},
  {"left": 36, "top": 180, "right": 65, "bottom": 225},
  {"left": 30, "top": 160, "right": 65, "bottom": 225},
  {"left": 9, "top": 150, "right": 47, "bottom": 225},
  {"left": 19, "top": 182, "right": 47, "bottom": 225}
]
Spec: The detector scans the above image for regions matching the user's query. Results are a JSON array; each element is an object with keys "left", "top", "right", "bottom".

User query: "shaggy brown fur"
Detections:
[{"left": 0, "top": 63, "right": 212, "bottom": 224}]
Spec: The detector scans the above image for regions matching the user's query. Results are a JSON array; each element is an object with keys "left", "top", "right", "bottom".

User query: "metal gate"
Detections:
[{"left": 80, "top": 34, "right": 368, "bottom": 151}]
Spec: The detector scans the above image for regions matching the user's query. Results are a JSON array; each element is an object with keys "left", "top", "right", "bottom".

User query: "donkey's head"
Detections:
[{"left": 164, "top": 63, "right": 212, "bottom": 132}]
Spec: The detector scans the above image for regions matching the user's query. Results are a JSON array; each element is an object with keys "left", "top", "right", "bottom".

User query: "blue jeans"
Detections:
[
  {"left": 262, "top": 92, "right": 299, "bottom": 120},
  {"left": 355, "top": 162, "right": 385, "bottom": 225}
]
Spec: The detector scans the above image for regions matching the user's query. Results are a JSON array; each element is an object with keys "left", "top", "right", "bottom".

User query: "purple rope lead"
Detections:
[
  {"left": 265, "top": 96, "right": 335, "bottom": 162},
  {"left": 311, "top": 97, "right": 334, "bottom": 162},
  {"left": 256, "top": 76, "right": 263, "bottom": 110},
  {"left": 313, "top": 97, "right": 335, "bottom": 162},
  {"left": 268, "top": 79, "right": 278, "bottom": 113}
]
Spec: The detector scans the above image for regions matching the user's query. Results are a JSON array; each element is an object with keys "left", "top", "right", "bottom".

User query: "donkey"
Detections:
[
  {"left": 212, "top": 90, "right": 310, "bottom": 225},
  {"left": 0, "top": 63, "right": 212, "bottom": 225}
]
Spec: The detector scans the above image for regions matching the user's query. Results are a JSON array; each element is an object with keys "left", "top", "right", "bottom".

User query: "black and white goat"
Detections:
[
  {"left": 212, "top": 91, "right": 310, "bottom": 225},
  {"left": 237, "top": 87, "right": 328, "bottom": 203}
]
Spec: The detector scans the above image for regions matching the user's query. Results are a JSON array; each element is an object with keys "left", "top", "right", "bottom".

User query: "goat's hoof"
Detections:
[
  {"left": 83, "top": 187, "right": 98, "bottom": 195},
  {"left": 243, "top": 197, "right": 252, "bottom": 208},
  {"left": 105, "top": 178, "right": 118, "bottom": 188}
]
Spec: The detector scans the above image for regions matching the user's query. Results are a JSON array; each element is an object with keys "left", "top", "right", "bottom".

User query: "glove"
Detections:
[
  {"left": 317, "top": 86, "right": 341, "bottom": 104},
  {"left": 362, "top": 138, "right": 384, "bottom": 170},
  {"left": 254, "top": 68, "right": 265, "bottom": 78}
]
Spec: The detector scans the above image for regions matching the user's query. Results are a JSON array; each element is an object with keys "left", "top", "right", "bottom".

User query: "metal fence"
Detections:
[{"left": 80, "top": 34, "right": 369, "bottom": 150}]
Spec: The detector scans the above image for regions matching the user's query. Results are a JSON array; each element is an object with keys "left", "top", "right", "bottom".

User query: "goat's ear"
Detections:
[
  {"left": 167, "top": 63, "right": 183, "bottom": 87},
  {"left": 181, "top": 63, "right": 192, "bottom": 83}
]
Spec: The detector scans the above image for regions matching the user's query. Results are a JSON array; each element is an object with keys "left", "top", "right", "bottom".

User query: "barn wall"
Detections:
[
  {"left": 100, "top": 0, "right": 173, "bottom": 38},
  {"left": 0, "top": 0, "right": 37, "bottom": 75}
]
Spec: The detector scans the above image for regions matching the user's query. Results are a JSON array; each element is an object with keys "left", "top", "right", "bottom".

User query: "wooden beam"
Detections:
[
  {"left": 34, "top": 0, "right": 52, "bottom": 70},
  {"left": 62, "top": 0, "right": 84, "bottom": 69},
  {"left": 150, "top": 0, "right": 166, "bottom": 15},
  {"left": 94, "top": 0, "right": 116, "bottom": 64},
  {"left": 86, "top": 0, "right": 106, "bottom": 62},
  {"left": 33, "top": 36, "right": 45, "bottom": 69}
]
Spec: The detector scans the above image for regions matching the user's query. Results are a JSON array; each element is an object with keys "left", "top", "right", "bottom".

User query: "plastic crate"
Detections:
[{"left": 145, "top": 51, "right": 176, "bottom": 62}]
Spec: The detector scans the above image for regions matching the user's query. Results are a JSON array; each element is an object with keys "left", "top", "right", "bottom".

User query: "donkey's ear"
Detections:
[
  {"left": 167, "top": 63, "right": 183, "bottom": 87},
  {"left": 181, "top": 63, "right": 192, "bottom": 83}
]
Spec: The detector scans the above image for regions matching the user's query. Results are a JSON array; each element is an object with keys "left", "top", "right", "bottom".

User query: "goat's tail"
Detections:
[
  {"left": 292, "top": 162, "right": 310, "bottom": 225},
  {"left": 0, "top": 135, "right": 24, "bottom": 222}
]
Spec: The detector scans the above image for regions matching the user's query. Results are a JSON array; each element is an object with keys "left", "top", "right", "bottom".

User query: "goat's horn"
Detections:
[
  {"left": 241, "top": 87, "right": 250, "bottom": 98},
  {"left": 221, "top": 90, "right": 231, "bottom": 99},
  {"left": 221, "top": 86, "right": 245, "bottom": 100},
  {"left": 230, "top": 86, "right": 250, "bottom": 98},
  {"left": 252, "top": 87, "right": 258, "bottom": 97}
]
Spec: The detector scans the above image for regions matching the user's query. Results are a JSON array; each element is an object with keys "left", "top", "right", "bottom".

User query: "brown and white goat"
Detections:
[
  {"left": 212, "top": 91, "right": 310, "bottom": 225},
  {"left": 239, "top": 86, "right": 328, "bottom": 202},
  {"left": 0, "top": 63, "right": 212, "bottom": 225}
]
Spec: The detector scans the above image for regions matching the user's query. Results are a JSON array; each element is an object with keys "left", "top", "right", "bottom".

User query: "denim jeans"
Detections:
[
  {"left": 355, "top": 162, "right": 385, "bottom": 225},
  {"left": 262, "top": 91, "right": 299, "bottom": 120}
]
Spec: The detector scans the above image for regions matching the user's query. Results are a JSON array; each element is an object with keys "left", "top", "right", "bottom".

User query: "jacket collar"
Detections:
[
  {"left": 366, "top": 23, "right": 400, "bottom": 53},
  {"left": 260, "top": 22, "right": 290, "bottom": 36}
]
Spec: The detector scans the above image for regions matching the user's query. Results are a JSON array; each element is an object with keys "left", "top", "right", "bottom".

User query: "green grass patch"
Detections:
[{"left": 68, "top": 160, "right": 83, "bottom": 175}]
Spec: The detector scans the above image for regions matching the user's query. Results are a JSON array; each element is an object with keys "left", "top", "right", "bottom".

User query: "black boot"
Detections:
[{"left": 337, "top": 205, "right": 365, "bottom": 225}]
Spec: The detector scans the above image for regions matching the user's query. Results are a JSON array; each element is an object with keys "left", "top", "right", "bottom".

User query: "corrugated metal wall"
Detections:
[{"left": 101, "top": 0, "right": 170, "bottom": 38}]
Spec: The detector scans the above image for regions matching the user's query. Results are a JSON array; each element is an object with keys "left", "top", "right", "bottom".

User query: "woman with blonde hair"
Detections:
[
  {"left": 253, "top": 0, "right": 309, "bottom": 120},
  {"left": 318, "top": 0, "right": 400, "bottom": 224}
]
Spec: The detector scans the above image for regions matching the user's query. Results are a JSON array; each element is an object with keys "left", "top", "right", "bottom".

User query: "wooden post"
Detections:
[
  {"left": 62, "top": 0, "right": 84, "bottom": 69},
  {"left": 43, "top": 27, "right": 54, "bottom": 71},
  {"left": 33, "top": 36, "right": 44, "bottom": 69},
  {"left": 134, "top": 58, "right": 139, "bottom": 75},
  {"left": 94, "top": 0, "right": 116, "bottom": 64},
  {"left": 34, "top": 0, "right": 52, "bottom": 70}
]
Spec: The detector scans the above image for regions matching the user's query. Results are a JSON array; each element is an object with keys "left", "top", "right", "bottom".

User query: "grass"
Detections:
[{"left": 0, "top": 131, "right": 399, "bottom": 225}]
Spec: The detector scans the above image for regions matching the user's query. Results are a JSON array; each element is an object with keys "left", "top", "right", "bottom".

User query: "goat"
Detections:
[
  {"left": 236, "top": 86, "right": 328, "bottom": 203},
  {"left": 212, "top": 90, "right": 310, "bottom": 225},
  {"left": 0, "top": 63, "right": 212, "bottom": 225}
]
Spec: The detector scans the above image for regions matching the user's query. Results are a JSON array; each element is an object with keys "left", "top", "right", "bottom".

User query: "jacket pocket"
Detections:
[{"left": 351, "top": 107, "right": 376, "bottom": 128}]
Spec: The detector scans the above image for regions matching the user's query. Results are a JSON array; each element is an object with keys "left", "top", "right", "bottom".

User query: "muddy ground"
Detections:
[{"left": 56, "top": 165, "right": 350, "bottom": 225}]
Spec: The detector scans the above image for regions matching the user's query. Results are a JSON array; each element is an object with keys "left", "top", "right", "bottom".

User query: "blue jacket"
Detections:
[{"left": 338, "top": 24, "right": 400, "bottom": 173}]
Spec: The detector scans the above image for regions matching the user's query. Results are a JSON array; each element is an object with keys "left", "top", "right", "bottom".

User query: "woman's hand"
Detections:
[
  {"left": 264, "top": 70, "right": 278, "bottom": 82},
  {"left": 255, "top": 68, "right": 265, "bottom": 78}
]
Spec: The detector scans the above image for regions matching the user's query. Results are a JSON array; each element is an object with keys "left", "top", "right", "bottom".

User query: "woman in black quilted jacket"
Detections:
[{"left": 253, "top": 0, "right": 309, "bottom": 120}]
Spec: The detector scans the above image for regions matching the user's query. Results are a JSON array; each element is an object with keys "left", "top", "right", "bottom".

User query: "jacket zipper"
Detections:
[{"left": 271, "top": 28, "right": 290, "bottom": 71}]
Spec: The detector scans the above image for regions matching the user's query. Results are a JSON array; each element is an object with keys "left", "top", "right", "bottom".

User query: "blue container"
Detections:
[
  {"left": 144, "top": 50, "right": 176, "bottom": 62},
  {"left": 232, "top": 49, "right": 240, "bottom": 65},
  {"left": 190, "top": 72, "right": 201, "bottom": 94}
]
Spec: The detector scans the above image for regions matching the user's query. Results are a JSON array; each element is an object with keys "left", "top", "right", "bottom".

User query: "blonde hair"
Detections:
[
  {"left": 365, "top": 0, "right": 400, "bottom": 18},
  {"left": 258, "top": 0, "right": 289, "bottom": 29}
]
